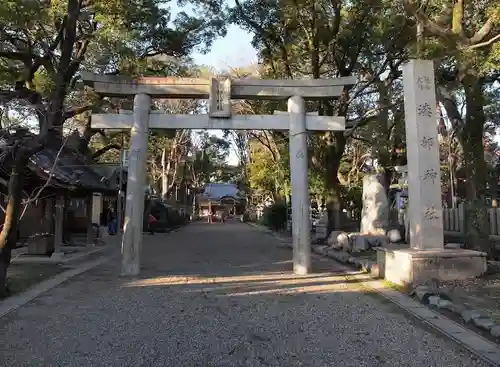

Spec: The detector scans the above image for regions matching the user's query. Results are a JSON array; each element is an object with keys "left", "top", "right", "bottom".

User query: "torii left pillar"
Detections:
[
  {"left": 121, "top": 93, "right": 151, "bottom": 276},
  {"left": 288, "top": 96, "right": 311, "bottom": 275}
]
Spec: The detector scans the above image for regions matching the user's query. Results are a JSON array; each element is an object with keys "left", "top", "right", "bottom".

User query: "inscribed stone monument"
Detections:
[
  {"left": 374, "top": 60, "right": 486, "bottom": 287},
  {"left": 403, "top": 60, "right": 444, "bottom": 249}
]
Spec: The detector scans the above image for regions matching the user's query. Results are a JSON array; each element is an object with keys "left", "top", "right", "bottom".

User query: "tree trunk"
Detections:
[
  {"left": 0, "top": 156, "right": 28, "bottom": 297},
  {"left": 192, "top": 191, "right": 197, "bottom": 219},
  {"left": 325, "top": 181, "right": 343, "bottom": 234},
  {"left": 460, "top": 76, "right": 492, "bottom": 256},
  {"left": 325, "top": 131, "right": 346, "bottom": 233}
]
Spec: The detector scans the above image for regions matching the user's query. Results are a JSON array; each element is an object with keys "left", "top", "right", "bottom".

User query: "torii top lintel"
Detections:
[{"left": 80, "top": 72, "right": 356, "bottom": 100}]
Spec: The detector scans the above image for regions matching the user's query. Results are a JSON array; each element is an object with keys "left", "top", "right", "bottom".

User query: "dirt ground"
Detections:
[
  {"left": 4, "top": 263, "right": 66, "bottom": 298},
  {"left": 3, "top": 241, "right": 115, "bottom": 300},
  {"left": 435, "top": 274, "right": 500, "bottom": 323}
]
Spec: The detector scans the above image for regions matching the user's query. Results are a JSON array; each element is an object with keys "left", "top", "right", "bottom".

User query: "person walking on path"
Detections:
[
  {"left": 208, "top": 206, "right": 216, "bottom": 224},
  {"left": 107, "top": 207, "right": 117, "bottom": 235},
  {"left": 148, "top": 213, "right": 157, "bottom": 235},
  {"left": 221, "top": 206, "right": 229, "bottom": 223}
]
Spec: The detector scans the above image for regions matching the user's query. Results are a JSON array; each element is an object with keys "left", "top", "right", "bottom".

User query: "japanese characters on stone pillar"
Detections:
[
  {"left": 208, "top": 78, "right": 231, "bottom": 118},
  {"left": 403, "top": 60, "right": 444, "bottom": 250}
]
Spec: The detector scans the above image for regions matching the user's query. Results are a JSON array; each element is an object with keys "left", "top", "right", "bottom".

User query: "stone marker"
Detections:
[
  {"left": 315, "top": 213, "right": 329, "bottom": 241},
  {"left": 360, "top": 174, "right": 388, "bottom": 235},
  {"left": 374, "top": 59, "right": 487, "bottom": 286},
  {"left": 403, "top": 61, "right": 443, "bottom": 249}
]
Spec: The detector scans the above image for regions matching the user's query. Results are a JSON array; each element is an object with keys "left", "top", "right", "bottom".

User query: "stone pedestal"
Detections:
[
  {"left": 50, "top": 251, "right": 65, "bottom": 261},
  {"left": 27, "top": 237, "right": 54, "bottom": 255},
  {"left": 375, "top": 247, "right": 487, "bottom": 287},
  {"left": 315, "top": 213, "right": 329, "bottom": 241},
  {"left": 99, "top": 226, "right": 109, "bottom": 243}
]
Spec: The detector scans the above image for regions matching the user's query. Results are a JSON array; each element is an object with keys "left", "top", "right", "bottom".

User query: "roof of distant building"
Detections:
[{"left": 201, "top": 183, "right": 241, "bottom": 200}]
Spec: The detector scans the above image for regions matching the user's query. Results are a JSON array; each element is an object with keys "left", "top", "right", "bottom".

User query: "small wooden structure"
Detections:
[{"left": 0, "top": 130, "right": 116, "bottom": 256}]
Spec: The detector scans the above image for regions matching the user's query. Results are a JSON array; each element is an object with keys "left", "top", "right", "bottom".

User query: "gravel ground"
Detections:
[{"left": 0, "top": 221, "right": 491, "bottom": 367}]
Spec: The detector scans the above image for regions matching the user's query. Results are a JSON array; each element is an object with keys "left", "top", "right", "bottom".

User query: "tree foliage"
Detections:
[
  {"left": 0, "top": 0, "right": 225, "bottom": 295},
  {"left": 193, "top": 0, "right": 499, "bottom": 252}
]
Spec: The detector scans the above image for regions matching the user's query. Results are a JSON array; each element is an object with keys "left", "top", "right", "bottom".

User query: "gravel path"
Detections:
[{"left": 0, "top": 222, "right": 490, "bottom": 366}]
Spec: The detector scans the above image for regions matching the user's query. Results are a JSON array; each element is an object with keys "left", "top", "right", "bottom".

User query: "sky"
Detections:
[
  {"left": 192, "top": 25, "right": 257, "bottom": 71},
  {"left": 170, "top": 2, "right": 258, "bottom": 70},
  {"left": 192, "top": 26, "right": 256, "bottom": 166},
  {"left": 169, "top": 2, "right": 258, "bottom": 166}
]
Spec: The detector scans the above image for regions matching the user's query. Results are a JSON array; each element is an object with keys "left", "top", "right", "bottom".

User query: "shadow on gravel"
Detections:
[
  {"left": 119, "top": 221, "right": 370, "bottom": 298},
  {"left": 122, "top": 273, "right": 369, "bottom": 297}
]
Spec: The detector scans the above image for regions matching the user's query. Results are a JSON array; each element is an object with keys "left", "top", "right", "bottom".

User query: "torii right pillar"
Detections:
[{"left": 376, "top": 60, "right": 487, "bottom": 287}]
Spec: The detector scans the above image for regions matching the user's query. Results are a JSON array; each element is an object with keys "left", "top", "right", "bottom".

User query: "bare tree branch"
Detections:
[
  {"left": 465, "top": 33, "right": 500, "bottom": 50},
  {"left": 63, "top": 104, "right": 95, "bottom": 120},
  {"left": 469, "top": 16, "right": 496, "bottom": 44}
]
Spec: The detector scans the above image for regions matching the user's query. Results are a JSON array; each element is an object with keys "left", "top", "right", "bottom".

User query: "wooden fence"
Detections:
[
  {"left": 442, "top": 205, "right": 465, "bottom": 234},
  {"left": 441, "top": 204, "right": 500, "bottom": 237}
]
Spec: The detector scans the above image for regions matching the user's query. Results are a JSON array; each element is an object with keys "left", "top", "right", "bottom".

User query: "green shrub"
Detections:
[
  {"left": 261, "top": 202, "right": 288, "bottom": 231},
  {"left": 166, "top": 209, "right": 185, "bottom": 227}
]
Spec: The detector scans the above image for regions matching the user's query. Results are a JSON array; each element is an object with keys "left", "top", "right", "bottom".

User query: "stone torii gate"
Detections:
[{"left": 81, "top": 73, "right": 356, "bottom": 276}]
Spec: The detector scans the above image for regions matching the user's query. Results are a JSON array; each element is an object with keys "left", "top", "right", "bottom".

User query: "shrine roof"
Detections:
[
  {"left": 200, "top": 183, "right": 242, "bottom": 201},
  {"left": 0, "top": 130, "right": 115, "bottom": 193}
]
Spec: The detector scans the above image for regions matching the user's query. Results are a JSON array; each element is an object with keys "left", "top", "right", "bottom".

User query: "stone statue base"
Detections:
[{"left": 375, "top": 247, "right": 487, "bottom": 287}]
